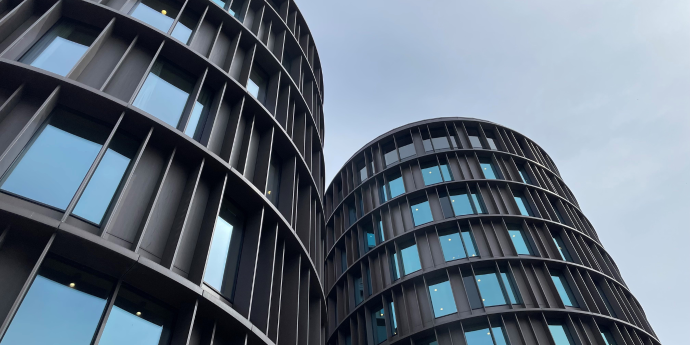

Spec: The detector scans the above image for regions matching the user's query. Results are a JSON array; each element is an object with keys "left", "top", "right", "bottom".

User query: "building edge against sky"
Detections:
[
  {"left": 0, "top": 0, "right": 327, "bottom": 345},
  {"left": 323, "top": 118, "right": 660, "bottom": 345}
]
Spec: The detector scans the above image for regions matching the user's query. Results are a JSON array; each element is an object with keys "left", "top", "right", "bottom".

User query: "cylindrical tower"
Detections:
[
  {"left": 324, "top": 118, "right": 658, "bottom": 345},
  {"left": 0, "top": 0, "right": 326, "bottom": 344}
]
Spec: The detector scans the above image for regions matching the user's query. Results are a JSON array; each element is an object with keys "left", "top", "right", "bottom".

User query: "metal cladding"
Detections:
[
  {"left": 323, "top": 118, "right": 660, "bottom": 345},
  {"left": 0, "top": 0, "right": 325, "bottom": 344}
]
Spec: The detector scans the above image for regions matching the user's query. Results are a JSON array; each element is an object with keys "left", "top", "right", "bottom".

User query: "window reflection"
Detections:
[
  {"left": 184, "top": 88, "right": 213, "bottom": 140},
  {"left": 130, "top": 0, "right": 181, "bottom": 32},
  {"left": 20, "top": 19, "right": 98, "bottom": 76},
  {"left": 508, "top": 226, "right": 534, "bottom": 255},
  {"left": 439, "top": 159, "right": 453, "bottom": 181},
  {"left": 247, "top": 66, "right": 268, "bottom": 105},
  {"left": 467, "top": 128, "right": 483, "bottom": 149},
  {"left": 0, "top": 257, "right": 113, "bottom": 345},
  {"left": 411, "top": 200, "right": 433, "bottom": 226},
  {"left": 400, "top": 242, "right": 421, "bottom": 275},
  {"left": 430, "top": 128, "right": 450, "bottom": 151},
  {"left": 548, "top": 324, "right": 574, "bottom": 345},
  {"left": 513, "top": 192, "right": 533, "bottom": 216},
  {"left": 133, "top": 59, "right": 195, "bottom": 127},
  {"left": 474, "top": 268, "right": 521, "bottom": 307},
  {"left": 479, "top": 157, "right": 498, "bottom": 179},
  {"left": 484, "top": 130, "right": 498, "bottom": 150},
  {"left": 203, "top": 201, "right": 244, "bottom": 300},
  {"left": 386, "top": 172, "right": 405, "bottom": 199},
  {"left": 1, "top": 108, "right": 111, "bottom": 211},
  {"left": 382, "top": 141, "right": 398, "bottom": 167},
  {"left": 396, "top": 135, "right": 415, "bottom": 160},
  {"left": 388, "top": 301, "right": 397, "bottom": 335},
  {"left": 600, "top": 327, "right": 618, "bottom": 345},
  {"left": 428, "top": 279, "right": 456, "bottom": 318},
  {"left": 170, "top": 9, "right": 199, "bottom": 44},
  {"left": 438, "top": 227, "right": 477, "bottom": 261},
  {"left": 518, "top": 165, "right": 532, "bottom": 184},
  {"left": 552, "top": 234, "right": 572, "bottom": 262},
  {"left": 362, "top": 223, "right": 376, "bottom": 253},
  {"left": 465, "top": 326, "right": 508, "bottom": 345},
  {"left": 421, "top": 162, "right": 444, "bottom": 185},
  {"left": 551, "top": 273, "right": 579, "bottom": 307}
]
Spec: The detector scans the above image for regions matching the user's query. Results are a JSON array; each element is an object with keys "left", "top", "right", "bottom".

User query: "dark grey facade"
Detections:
[
  {"left": 0, "top": 0, "right": 325, "bottom": 344},
  {"left": 323, "top": 118, "right": 659, "bottom": 345}
]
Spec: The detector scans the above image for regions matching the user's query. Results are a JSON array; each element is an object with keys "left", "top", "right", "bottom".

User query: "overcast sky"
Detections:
[{"left": 297, "top": 0, "right": 690, "bottom": 343}]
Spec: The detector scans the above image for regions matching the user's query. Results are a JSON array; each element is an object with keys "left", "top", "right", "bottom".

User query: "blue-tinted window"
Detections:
[
  {"left": 421, "top": 163, "right": 444, "bottom": 185},
  {"left": 464, "top": 327, "right": 494, "bottom": 345},
  {"left": 170, "top": 10, "right": 198, "bottom": 44},
  {"left": 73, "top": 132, "right": 138, "bottom": 225},
  {"left": 411, "top": 200, "right": 433, "bottom": 226},
  {"left": 438, "top": 230, "right": 466, "bottom": 261},
  {"left": 450, "top": 191, "right": 474, "bottom": 216},
  {"left": 462, "top": 271, "right": 483, "bottom": 309},
  {"left": 499, "top": 268, "right": 521, "bottom": 304},
  {"left": 595, "top": 282, "right": 616, "bottom": 317},
  {"left": 204, "top": 201, "right": 244, "bottom": 299},
  {"left": 372, "top": 307, "right": 387, "bottom": 344},
  {"left": 388, "top": 301, "right": 397, "bottom": 335},
  {"left": 184, "top": 88, "right": 213, "bottom": 140},
  {"left": 20, "top": 20, "right": 98, "bottom": 76},
  {"left": 462, "top": 229, "right": 479, "bottom": 257},
  {"left": 377, "top": 220, "right": 385, "bottom": 242},
  {"left": 397, "top": 135, "right": 416, "bottom": 160},
  {"left": 354, "top": 274, "right": 364, "bottom": 305},
  {"left": 471, "top": 190, "right": 487, "bottom": 214},
  {"left": 247, "top": 66, "right": 268, "bottom": 104},
  {"left": 99, "top": 286, "right": 174, "bottom": 345},
  {"left": 600, "top": 328, "right": 618, "bottom": 345},
  {"left": 133, "top": 59, "right": 195, "bottom": 127},
  {"left": 130, "top": 0, "right": 180, "bottom": 32},
  {"left": 0, "top": 257, "right": 113, "bottom": 345},
  {"left": 387, "top": 173, "right": 405, "bottom": 199},
  {"left": 475, "top": 271, "right": 506, "bottom": 307},
  {"left": 551, "top": 274, "right": 579, "bottom": 307},
  {"left": 552, "top": 234, "right": 572, "bottom": 262},
  {"left": 379, "top": 184, "right": 388, "bottom": 203},
  {"left": 508, "top": 227, "right": 533, "bottom": 255},
  {"left": 390, "top": 251, "right": 400, "bottom": 281},
  {"left": 518, "top": 165, "right": 532, "bottom": 184},
  {"left": 479, "top": 157, "right": 498, "bottom": 179},
  {"left": 428, "top": 280, "right": 456, "bottom": 318},
  {"left": 438, "top": 191, "right": 455, "bottom": 219},
  {"left": 440, "top": 160, "right": 453, "bottom": 181},
  {"left": 491, "top": 326, "right": 509, "bottom": 345},
  {"left": 548, "top": 324, "right": 574, "bottom": 345},
  {"left": 400, "top": 243, "right": 421, "bottom": 275},
  {"left": 1, "top": 108, "right": 111, "bottom": 211},
  {"left": 359, "top": 165, "right": 367, "bottom": 183},
  {"left": 513, "top": 192, "right": 533, "bottom": 216},
  {"left": 363, "top": 224, "right": 376, "bottom": 253}
]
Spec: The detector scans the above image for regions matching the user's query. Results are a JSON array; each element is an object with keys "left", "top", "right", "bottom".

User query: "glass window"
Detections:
[
  {"left": 518, "top": 165, "right": 532, "bottom": 184},
  {"left": 170, "top": 10, "right": 199, "bottom": 44},
  {"left": 465, "top": 326, "right": 508, "bottom": 345},
  {"left": 130, "top": 0, "right": 181, "bottom": 32},
  {"left": 397, "top": 135, "right": 416, "bottom": 160},
  {"left": 449, "top": 190, "right": 474, "bottom": 216},
  {"left": 449, "top": 133, "right": 458, "bottom": 149},
  {"left": 341, "top": 250, "right": 347, "bottom": 274},
  {"left": 73, "top": 132, "right": 138, "bottom": 225},
  {"left": 428, "top": 279, "right": 456, "bottom": 318},
  {"left": 595, "top": 282, "right": 616, "bottom": 317},
  {"left": 422, "top": 130, "right": 433, "bottom": 152},
  {"left": 400, "top": 242, "right": 421, "bottom": 275},
  {"left": 363, "top": 223, "right": 376, "bottom": 253},
  {"left": 19, "top": 19, "right": 98, "bottom": 76},
  {"left": 467, "top": 128, "right": 483, "bottom": 149},
  {"left": 438, "top": 190, "right": 455, "bottom": 219},
  {"left": 133, "top": 59, "right": 195, "bottom": 127},
  {"left": 548, "top": 324, "right": 574, "bottom": 345},
  {"left": 499, "top": 267, "right": 521, "bottom": 305},
  {"left": 552, "top": 234, "right": 572, "bottom": 262},
  {"left": 184, "top": 88, "right": 213, "bottom": 140},
  {"left": 357, "top": 160, "right": 367, "bottom": 183},
  {"left": 430, "top": 128, "right": 450, "bottom": 151},
  {"left": 475, "top": 270, "right": 506, "bottom": 307},
  {"left": 438, "top": 228, "right": 467, "bottom": 261},
  {"left": 0, "top": 257, "right": 113, "bottom": 345},
  {"left": 1, "top": 108, "right": 111, "bottom": 211},
  {"left": 491, "top": 327, "right": 509, "bottom": 345},
  {"left": 551, "top": 201, "right": 565, "bottom": 223},
  {"left": 439, "top": 159, "right": 453, "bottom": 181},
  {"left": 479, "top": 157, "right": 498, "bottom": 179},
  {"left": 387, "top": 172, "right": 405, "bottom": 199},
  {"left": 378, "top": 183, "right": 388, "bottom": 203},
  {"left": 389, "top": 251, "right": 400, "bottom": 281},
  {"left": 382, "top": 141, "right": 398, "bottom": 167},
  {"left": 371, "top": 306, "right": 387, "bottom": 344},
  {"left": 417, "top": 337, "right": 439, "bottom": 345},
  {"left": 99, "top": 286, "right": 174, "bottom": 345},
  {"left": 247, "top": 66, "right": 268, "bottom": 105},
  {"left": 421, "top": 162, "right": 444, "bottom": 186},
  {"left": 461, "top": 228, "right": 479, "bottom": 257},
  {"left": 551, "top": 273, "right": 579, "bottom": 307},
  {"left": 203, "top": 201, "right": 244, "bottom": 300},
  {"left": 411, "top": 200, "right": 433, "bottom": 226},
  {"left": 508, "top": 227, "right": 533, "bottom": 255},
  {"left": 266, "top": 156, "right": 281, "bottom": 207},
  {"left": 600, "top": 327, "right": 618, "bottom": 345},
  {"left": 485, "top": 131, "right": 498, "bottom": 150},
  {"left": 228, "top": 0, "right": 245, "bottom": 20},
  {"left": 354, "top": 273, "right": 364, "bottom": 305},
  {"left": 388, "top": 301, "right": 397, "bottom": 335},
  {"left": 211, "top": 0, "right": 227, "bottom": 9},
  {"left": 471, "top": 190, "right": 487, "bottom": 214},
  {"left": 513, "top": 192, "right": 533, "bottom": 216},
  {"left": 462, "top": 270, "right": 483, "bottom": 309},
  {"left": 376, "top": 219, "right": 385, "bottom": 242}
]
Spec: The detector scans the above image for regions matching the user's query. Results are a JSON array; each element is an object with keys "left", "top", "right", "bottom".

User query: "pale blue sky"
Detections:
[{"left": 298, "top": 0, "right": 690, "bottom": 343}]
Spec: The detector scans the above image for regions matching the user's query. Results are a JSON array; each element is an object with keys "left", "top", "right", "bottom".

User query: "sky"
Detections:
[{"left": 296, "top": 0, "right": 690, "bottom": 343}]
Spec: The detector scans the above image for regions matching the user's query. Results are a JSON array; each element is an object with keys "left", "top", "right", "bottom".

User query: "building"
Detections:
[
  {"left": 0, "top": 0, "right": 326, "bottom": 345},
  {"left": 323, "top": 118, "right": 660, "bottom": 345}
]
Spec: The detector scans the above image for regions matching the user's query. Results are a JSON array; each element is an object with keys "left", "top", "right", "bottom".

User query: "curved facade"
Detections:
[
  {"left": 0, "top": 0, "right": 326, "bottom": 344},
  {"left": 324, "top": 118, "right": 659, "bottom": 345}
]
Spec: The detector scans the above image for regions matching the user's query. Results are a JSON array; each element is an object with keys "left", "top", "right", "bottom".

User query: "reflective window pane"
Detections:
[
  {"left": 389, "top": 302, "right": 397, "bottom": 335},
  {"left": 601, "top": 328, "right": 618, "bottom": 345},
  {"left": 430, "top": 129, "right": 450, "bottom": 151},
  {"left": 508, "top": 228, "right": 533, "bottom": 255},
  {"left": 379, "top": 184, "right": 388, "bottom": 203},
  {"left": 461, "top": 229, "right": 479, "bottom": 257},
  {"left": 376, "top": 220, "right": 385, "bottom": 242},
  {"left": 247, "top": 66, "right": 268, "bottom": 104},
  {"left": 99, "top": 286, "right": 174, "bottom": 345},
  {"left": 133, "top": 59, "right": 194, "bottom": 127},
  {"left": 475, "top": 271, "right": 507, "bottom": 307},
  {"left": 0, "top": 257, "right": 113, "bottom": 345},
  {"left": 383, "top": 142, "right": 398, "bottom": 166},
  {"left": 479, "top": 157, "right": 497, "bottom": 179},
  {"left": 423, "top": 137, "right": 433, "bottom": 152},
  {"left": 462, "top": 272, "right": 483, "bottom": 309},
  {"left": 203, "top": 201, "right": 244, "bottom": 299},
  {"left": 400, "top": 243, "right": 421, "bottom": 275},
  {"left": 450, "top": 191, "right": 473, "bottom": 216},
  {"left": 499, "top": 270, "right": 521, "bottom": 304},
  {"left": 184, "top": 88, "right": 213, "bottom": 140},
  {"left": 363, "top": 224, "right": 376, "bottom": 252},
  {"left": 390, "top": 251, "right": 400, "bottom": 280},
  {"left": 548, "top": 324, "right": 574, "bottom": 345},
  {"left": 428, "top": 280, "right": 456, "bottom": 318},
  {"left": 551, "top": 274, "right": 579, "bottom": 307},
  {"left": 397, "top": 136, "right": 415, "bottom": 160},
  {"left": 1, "top": 108, "right": 110, "bottom": 210},
  {"left": 411, "top": 200, "right": 433, "bottom": 226},
  {"left": 387, "top": 173, "right": 405, "bottom": 199},
  {"left": 552, "top": 234, "right": 572, "bottom": 262},
  {"left": 513, "top": 193, "right": 533, "bottom": 216},
  {"left": 73, "top": 133, "right": 138, "bottom": 224},
  {"left": 471, "top": 191, "right": 486, "bottom": 213},
  {"left": 438, "top": 191, "right": 455, "bottom": 219},
  {"left": 439, "top": 230, "right": 467, "bottom": 261},
  {"left": 20, "top": 20, "right": 98, "bottom": 76},
  {"left": 130, "top": 0, "right": 180, "bottom": 32},
  {"left": 518, "top": 166, "right": 532, "bottom": 184},
  {"left": 551, "top": 202, "right": 565, "bottom": 223},
  {"left": 372, "top": 307, "right": 387, "bottom": 344},
  {"left": 464, "top": 327, "right": 494, "bottom": 345},
  {"left": 440, "top": 161, "right": 453, "bottom": 181},
  {"left": 486, "top": 136, "right": 498, "bottom": 150},
  {"left": 467, "top": 129, "right": 483, "bottom": 149},
  {"left": 421, "top": 164, "right": 443, "bottom": 185},
  {"left": 492, "top": 327, "right": 509, "bottom": 345}
]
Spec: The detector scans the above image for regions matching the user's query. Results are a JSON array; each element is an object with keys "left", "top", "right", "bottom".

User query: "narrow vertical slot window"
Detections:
[
  {"left": 203, "top": 201, "right": 244, "bottom": 300},
  {"left": 184, "top": 88, "right": 213, "bottom": 140},
  {"left": 400, "top": 242, "right": 421, "bottom": 275},
  {"left": 376, "top": 219, "right": 385, "bottom": 242},
  {"left": 518, "top": 165, "right": 532, "bottom": 184},
  {"left": 371, "top": 306, "right": 387, "bottom": 344},
  {"left": 388, "top": 301, "right": 397, "bottom": 335},
  {"left": 347, "top": 201, "right": 357, "bottom": 227},
  {"left": 485, "top": 130, "right": 498, "bottom": 150},
  {"left": 363, "top": 223, "right": 376, "bottom": 253},
  {"left": 133, "top": 59, "right": 195, "bottom": 127},
  {"left": 357, "top": 160, "right": 367, "bottom": 183},
  {"left": 470, "top": 189, "right": 487, "bottom": 214},
  {"left": 595, "top": 282, "right": 617, "bottom": 317},
  {"left": 421, "top": 161, "right": 444, "bottom": 186},
  {"left": 600, "top": 327, "right": 618, "bottom": 345},
  {"left": 548, "top": 323, "right": 575, "bottom": 345},
  {"left": 247, "top": 66, "right": 268, "bottom": 105},
  {"left": 422, "top": 129, "right": 433, "bottom": 152},
  {"left": 461, "top": 228, "right": 479, "bottom": 257},
  {"left": 479, "top": 157, "right": 498, "bottom": 179},
  {"left": 461, "top": 270, "right": 483, "bottom": 309},
  {"left": 354, "top": 273, "right": 364, "bottom": 305},
  {"left": 266, "top": 156, "right": 281, "bottom": 207},
  {"left": 130, "top": 0, "right": 181, "bottom": 32},
  {"left": 552, "top": 234, "right": 572, "bottom": 262},
  {"left": 365, "top": 265, "right": 373, "bottom": 295},
  {"left": 439, "top": 159, "right": 453, "bottom": 181},
  {"left": 438, "top": 190, "right": 455, "bottom": 219},
  {"left": 378, "top": 183, "right": 388, "bottom": 203},
  {"left": 389, "top": 251, "right": 400, "bottom": 281},
  {"left": 411, "top": 199, "right": 434, "bottom": 226},
  {"left": 20, "top": 19, "right": 99, "bottom": 76},
  {"left": 513, "top": 192, "right": 534, "bottom": 216},
  {"left": 551, "top": 273, "right": 579, "bottom": 307},
  {"left": 507, "top": 226, "right": 534, "bottom": 255},
  {"left": 1, "top": 108, "right": 111, "bottom": 211},
  {"left": 551, "top": 201, "right": 566, "bottom": 223},
  {"left": 499, "top": 266, "right": 522, "bottom": 304},
  {"left": 428, "top": 279, "right": 457, "bottom": 318}
]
